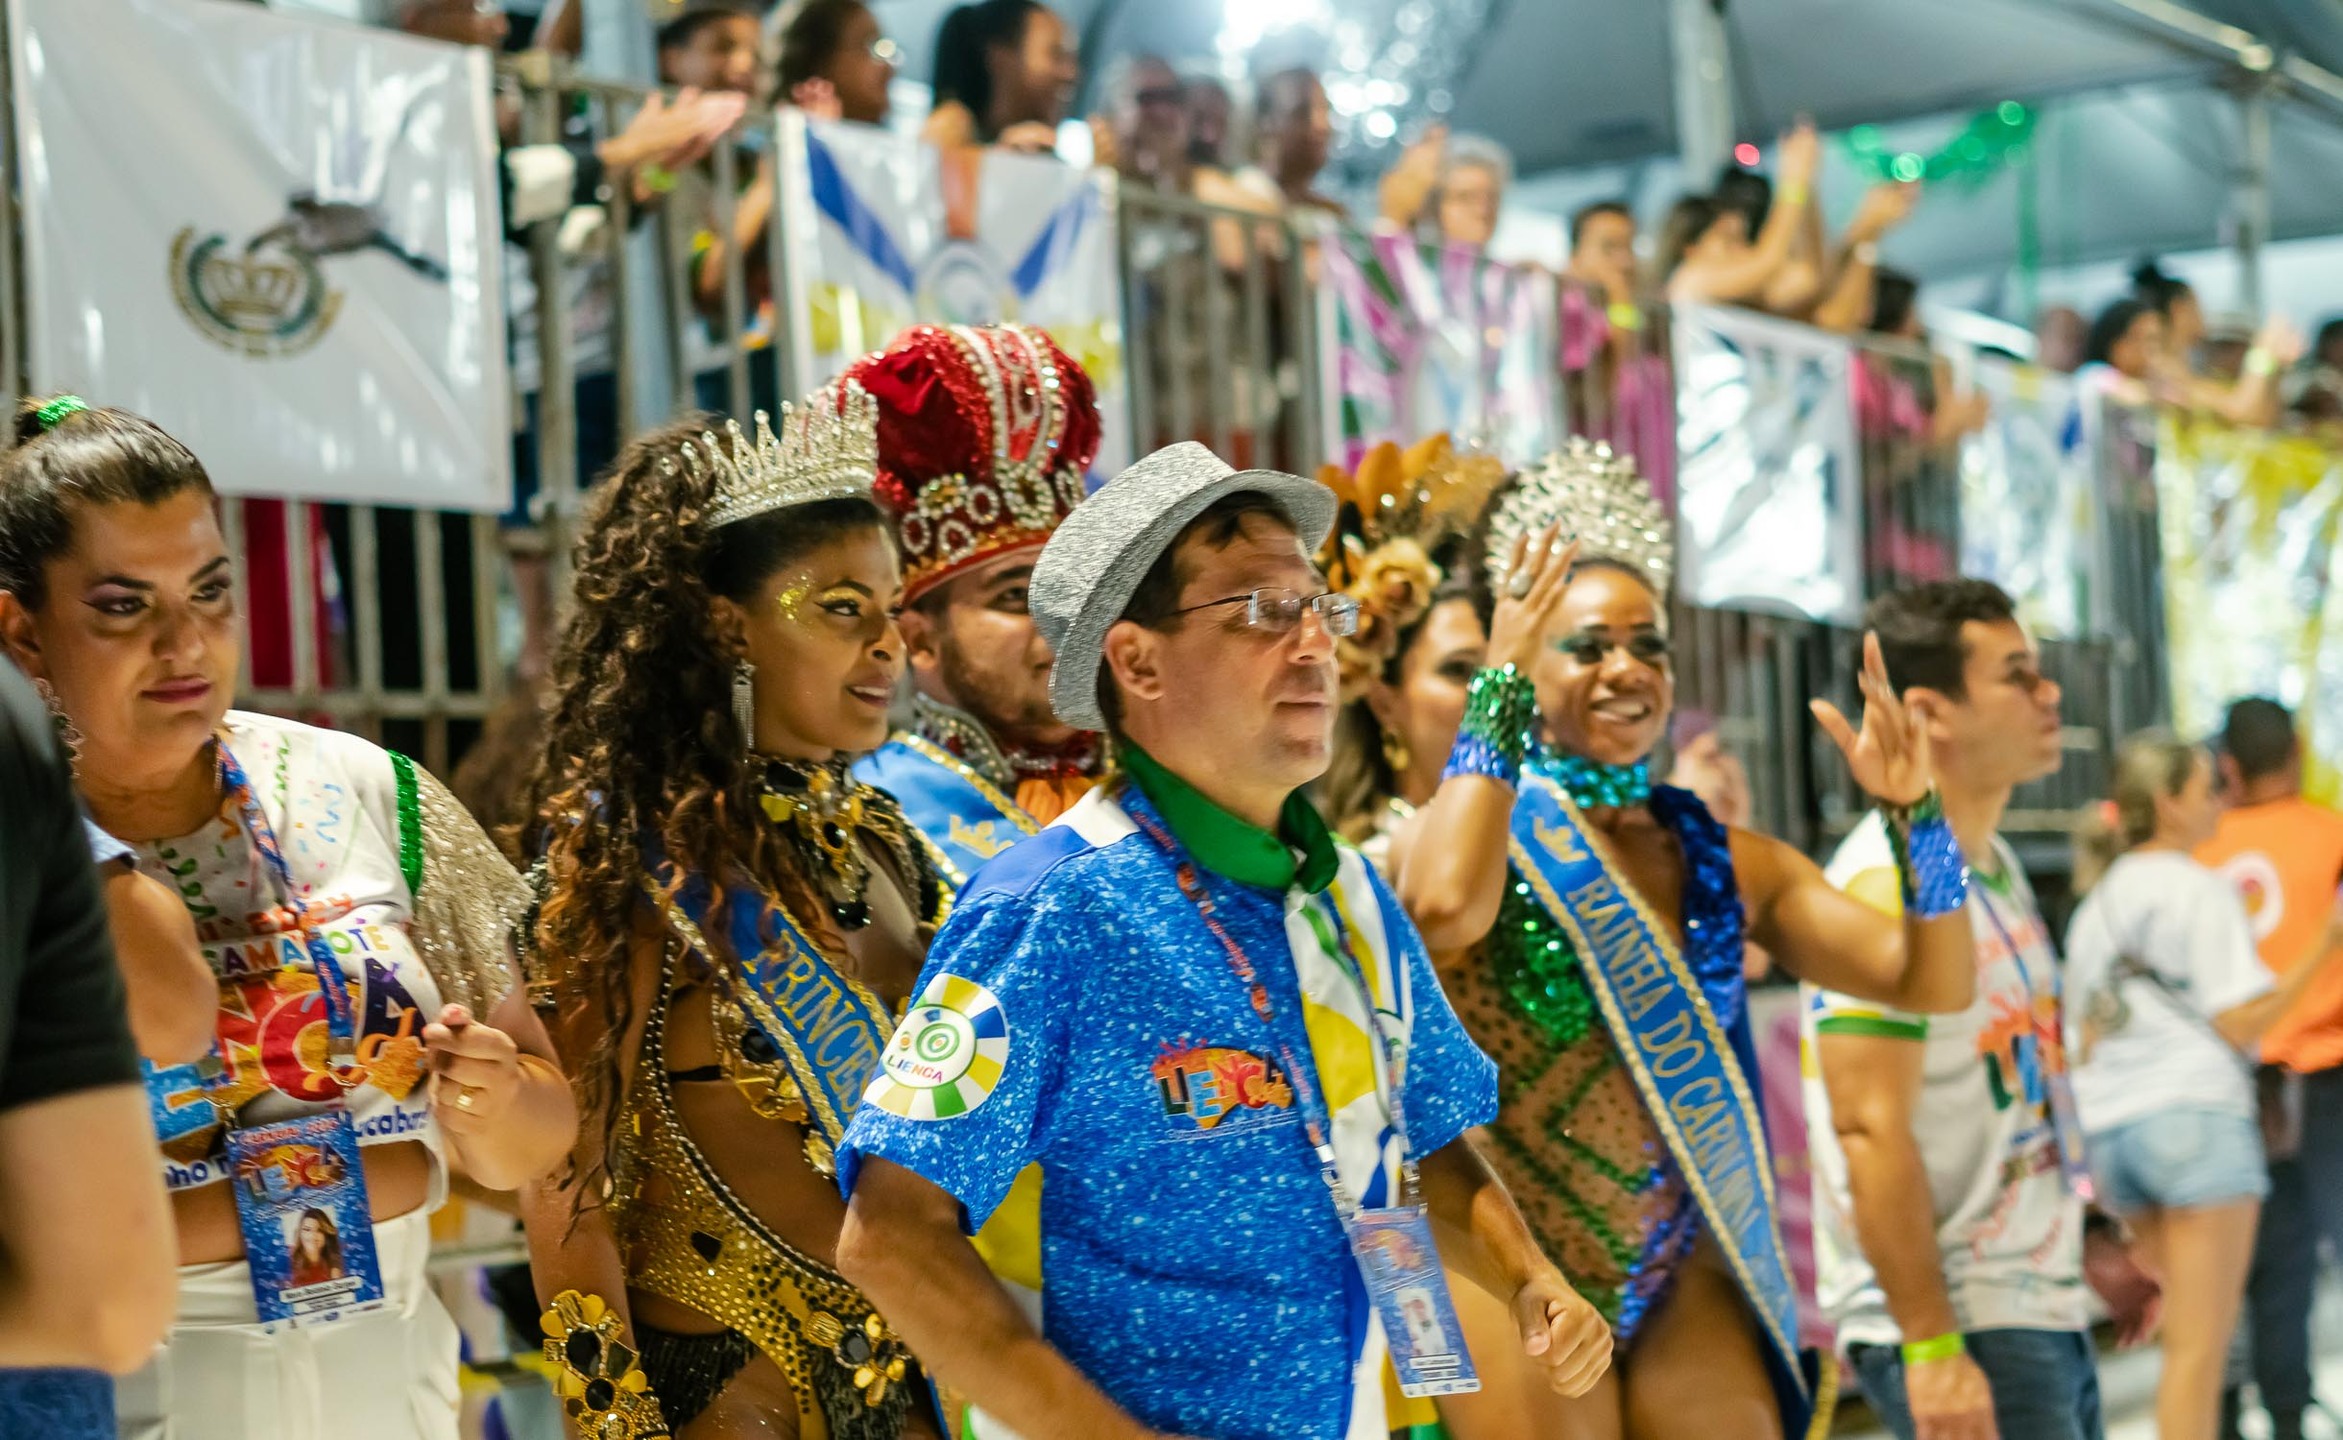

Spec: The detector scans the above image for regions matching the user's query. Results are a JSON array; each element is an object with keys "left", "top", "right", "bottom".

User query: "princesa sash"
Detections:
[
  {"left": 855, "top": 734, "right": 1038, "bottom": 889},
  {"left": 1507, "top": 775, "right": 1814, "bottom": 1422},
  {"left": 641, "top": 866, "right": 895, "bottom": 1149}
]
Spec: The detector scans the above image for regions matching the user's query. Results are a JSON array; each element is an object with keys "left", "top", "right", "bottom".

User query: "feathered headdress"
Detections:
[{"left": 1315, "top": 434, "right": 1509, "bottom": 703}]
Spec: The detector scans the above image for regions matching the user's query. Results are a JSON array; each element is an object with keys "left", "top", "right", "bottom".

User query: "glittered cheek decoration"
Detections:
[{"left": 772, "top": 578, "right": 817, "bottom": 624}]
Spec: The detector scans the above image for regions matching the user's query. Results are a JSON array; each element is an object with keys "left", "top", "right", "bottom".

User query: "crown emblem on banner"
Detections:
[
  {"left": 679, "top": 381, "right": 883, "bottom": 530},
  {"left": 203, "top": 253, "right": 306, "bottom": 324},
  {"left": 168, "top": 227, "right": 343, "bottom": 360}
]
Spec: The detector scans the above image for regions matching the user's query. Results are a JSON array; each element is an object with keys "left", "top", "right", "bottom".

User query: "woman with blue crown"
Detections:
[
  {"left": 1390, "top": 440, "right": 1980, "bottom": 1440},
  {"left": 518, "top": 387, "right": 945, "bottom": 1439}
]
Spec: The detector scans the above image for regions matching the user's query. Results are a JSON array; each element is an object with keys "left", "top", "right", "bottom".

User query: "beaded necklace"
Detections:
[
  {"left": 756, "top": 757, "right": 922, "bottom": 931},
  {"left": 1536, "top": 749, "right": 1652, "bottom": 810}
]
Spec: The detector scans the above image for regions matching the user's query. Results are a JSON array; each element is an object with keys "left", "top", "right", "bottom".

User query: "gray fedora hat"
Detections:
[{"left": 1032, "top": 442, "right": 1337, "bottom": 732}]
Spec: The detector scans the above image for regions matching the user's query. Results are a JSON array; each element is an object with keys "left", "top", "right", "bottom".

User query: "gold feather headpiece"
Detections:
[{"left": 1314, "top": 434, "right": 1510, "bottom": 703}]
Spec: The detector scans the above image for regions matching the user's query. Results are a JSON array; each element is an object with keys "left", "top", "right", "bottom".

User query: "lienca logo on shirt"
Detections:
[{"left": 1153, "top": 1040, "right": 1296, "bottom": 1137}]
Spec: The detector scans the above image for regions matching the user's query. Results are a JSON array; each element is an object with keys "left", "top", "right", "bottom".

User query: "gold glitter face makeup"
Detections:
[{"left": 773, "top": 577, "right": 816, "bottom": 623}]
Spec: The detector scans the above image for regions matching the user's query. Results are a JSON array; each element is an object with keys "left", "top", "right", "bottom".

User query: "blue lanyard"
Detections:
[{"left": 214, "top": 743, "right": 361, "bottom": 1071}]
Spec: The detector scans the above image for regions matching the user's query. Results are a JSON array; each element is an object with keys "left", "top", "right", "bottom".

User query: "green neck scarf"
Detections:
[{"left": 1118, "top": 741, "right": 1338, "bottom": 894}]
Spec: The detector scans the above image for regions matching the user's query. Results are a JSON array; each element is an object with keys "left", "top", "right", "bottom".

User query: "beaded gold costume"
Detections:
[
  {"left": 572, "top": 772, "right": 946, "bottom": 1438},
  {"left": 608, "top": 951, "right": 917, "bottom": 1440}
]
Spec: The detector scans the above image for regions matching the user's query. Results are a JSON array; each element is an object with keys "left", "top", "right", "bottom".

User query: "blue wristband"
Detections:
[{"left": 1889, "top": 790, "right": 1969, "bottom": 919}]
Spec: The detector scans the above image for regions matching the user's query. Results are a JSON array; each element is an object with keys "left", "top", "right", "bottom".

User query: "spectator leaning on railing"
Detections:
[
  {"left": 1656, "top": 122, "right": 1818, "bottom": 310},
  {"left": 1181, "top": 67, "right": 1235, "bottom": 172},
  {"left": 1375, "top": 126, "right": 1513, "bottom": 251},
  {"left": 656, "top": 0, "right": 762, "bottom": 98},
  {"left": 2128, "top": 258, "right": 2304, "bottom": 428},
  {"left": 776, "top": 0, "right": 898, "bottom": 125},
  {"left": 1233, "top": 65, "right": 1345, "bottom": 219},
  {"left": 1091, "top": 52, "right": 1191, "bottom": 193},
  {"left": 922, "top": 0, "right": 1078, "bottom": 155}
]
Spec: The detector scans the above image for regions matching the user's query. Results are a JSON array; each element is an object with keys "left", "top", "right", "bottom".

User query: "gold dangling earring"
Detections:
[
  {"left": 30, "top": 676, "right": 83, "bottom": 770},
  {"left": 1380, "top": 726, "right": 1411, "bottom": 779}
]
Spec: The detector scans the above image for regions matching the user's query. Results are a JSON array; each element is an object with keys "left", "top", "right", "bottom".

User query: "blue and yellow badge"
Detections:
[{"left": 867, "top": 974, "right": 1009, "bottom": 1121}]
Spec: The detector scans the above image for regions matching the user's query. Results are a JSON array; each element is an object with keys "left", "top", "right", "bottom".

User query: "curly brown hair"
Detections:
[{"left": 520, "top": 413, "right": 889, "bottom": 1210}]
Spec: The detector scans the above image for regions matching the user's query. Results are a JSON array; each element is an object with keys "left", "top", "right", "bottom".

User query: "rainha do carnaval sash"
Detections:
[
  {"left": 856, "top": 734, "right": 1039, "bottom": 888},
  {"left": 1507, "top": 773, "right": 1822, "bottom": 1430},
  {"left": 641, "top": 863, "right": 896, "bottom": 1160}
]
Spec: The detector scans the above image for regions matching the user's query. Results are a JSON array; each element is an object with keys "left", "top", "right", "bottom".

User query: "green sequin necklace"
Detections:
[
  {"left": 1537, "top": 751, "right": 1652, "bottom": 810},
  {"left": 1488, "top": 752, "right": 1654, "bottom": 1047}
]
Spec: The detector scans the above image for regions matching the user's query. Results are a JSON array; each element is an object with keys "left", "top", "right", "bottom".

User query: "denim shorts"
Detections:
[{"left": 2087, "top": 1106, "right": 2269, "bottom": 1215}]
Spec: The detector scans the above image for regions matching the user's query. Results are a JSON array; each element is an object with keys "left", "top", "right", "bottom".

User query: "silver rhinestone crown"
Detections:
[
  {"left": 1484, "top": 438, "right": 1673, "bottom": 597},
  {"left": 677, "top": 380, "right": 882, "bottom": 530}
]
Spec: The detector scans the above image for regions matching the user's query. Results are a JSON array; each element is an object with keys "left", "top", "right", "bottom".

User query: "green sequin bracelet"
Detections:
[{"left": 1442, "top": 665, "right": 1538, "bottom": 788}]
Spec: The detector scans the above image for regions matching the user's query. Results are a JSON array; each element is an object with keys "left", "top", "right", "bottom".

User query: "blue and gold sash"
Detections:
[
  {"left": 855, "top": 734, "right": 1038, "bottom": 889},
  {"left": 642, "top": 867, "right": 895, "bottom": 1148},
  {"left": 1508, "top": 774, "right": 1820, "bottom": 1430}
]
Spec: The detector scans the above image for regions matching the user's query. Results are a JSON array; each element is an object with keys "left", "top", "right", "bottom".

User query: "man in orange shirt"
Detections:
[{"left": 2199, "top": 698, "right": 2343, "bottom": 1440}]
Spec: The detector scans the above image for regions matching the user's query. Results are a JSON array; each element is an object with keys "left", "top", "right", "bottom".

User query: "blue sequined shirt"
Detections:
[{"left": 838, "top": 783, "right": 1498, "bottom": 1440}]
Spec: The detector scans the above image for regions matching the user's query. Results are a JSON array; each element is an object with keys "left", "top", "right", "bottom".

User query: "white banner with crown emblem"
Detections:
[{"left": 9, "top": 0, "right": 510, "bottom": 510}]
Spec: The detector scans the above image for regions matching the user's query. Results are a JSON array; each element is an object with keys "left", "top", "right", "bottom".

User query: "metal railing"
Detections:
[
  {"left": 1117, "top": 186, "right": 1322, "bottom": 474},
  {"left": 2, "top": 47, "right": 2177, "bottom": 860}
]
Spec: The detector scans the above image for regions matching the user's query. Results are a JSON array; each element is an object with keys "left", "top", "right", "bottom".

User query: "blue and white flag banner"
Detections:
[
  {"left": 1672, "top": 306, "right": 1862, "bottom": 626},
  {"left": 10, "top": 0, "right": 510, "bottom": 511},
  {"left": 774, "top": 112, "right": 1129, "bottom": 470}
]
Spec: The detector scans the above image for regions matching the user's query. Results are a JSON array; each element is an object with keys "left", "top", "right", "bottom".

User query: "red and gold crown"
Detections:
[{"left": 842, "top": 323, "right": 1103, "bottom": 605}]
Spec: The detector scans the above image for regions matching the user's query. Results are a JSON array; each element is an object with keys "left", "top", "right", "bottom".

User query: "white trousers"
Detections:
[{"left": 115, "top": 1210, "right": 460, "bottom": 1440}]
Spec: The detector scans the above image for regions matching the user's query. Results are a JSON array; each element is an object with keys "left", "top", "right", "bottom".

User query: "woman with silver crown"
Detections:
[
  {"left": 519, "top": 390, "right": 945, "bottom": 1440},
  {"left": 1390, "top": 440, "right": 1980, "bottom": 1440}
]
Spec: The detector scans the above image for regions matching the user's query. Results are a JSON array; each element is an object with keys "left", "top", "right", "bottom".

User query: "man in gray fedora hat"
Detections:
[{"left": 836, "top": 443, "right": 1610, "bottom": 1440}]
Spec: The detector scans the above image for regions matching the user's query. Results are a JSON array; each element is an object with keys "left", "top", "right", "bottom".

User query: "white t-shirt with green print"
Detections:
[{"left": 1800, "top": 811, "right": 2089, "bottom": 1348}]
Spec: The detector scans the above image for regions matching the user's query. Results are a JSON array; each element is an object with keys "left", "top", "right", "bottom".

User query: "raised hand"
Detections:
[
  {"left": 1777, "top": 120, "right": 1821, "bottom": 192},
  {"left": 1485, "top": 522, "right": 1580, "bottom": 675},
  {"left": 1809, "top": 631, "right": 1933, "bottom": 806},
  {"left": 791, "top": 76, "right": 846, "bottom": 122}
]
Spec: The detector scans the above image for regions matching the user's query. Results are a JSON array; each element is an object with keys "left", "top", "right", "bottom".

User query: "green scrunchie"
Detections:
[{"left": 33, "top": 395, "right": 86, "bottom": 431}]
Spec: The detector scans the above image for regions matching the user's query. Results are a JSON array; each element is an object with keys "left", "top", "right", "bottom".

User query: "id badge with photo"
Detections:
[
  {"left": 1345, "top": 1206, "right": 1480, "bottom": 1398},
  {"left": 225, "top": 1111, "right": 387, "bottom": 1330}
]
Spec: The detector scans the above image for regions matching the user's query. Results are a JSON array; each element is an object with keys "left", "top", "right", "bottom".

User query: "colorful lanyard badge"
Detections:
[
  {"left": 1975, "top": 884, "right": 2095, "bottom": 1205},
  {"left": 183, "top": 743, "right": 389, "bottom": 1329},
  {"left": 1129, "top": 803, "right": 1479, "bottom": 1399}
]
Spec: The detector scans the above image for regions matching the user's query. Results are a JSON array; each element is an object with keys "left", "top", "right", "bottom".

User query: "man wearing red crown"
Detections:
[{"left": 850, "top": 324, "right": 1109, "bottom": 890}]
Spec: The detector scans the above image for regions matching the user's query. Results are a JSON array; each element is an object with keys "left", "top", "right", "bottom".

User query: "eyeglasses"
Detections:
[
  {"left": 1551, "top": 631, "right": 1671, "bottom": 666},
  {"left": 868, "top": 37, "right": 901, "bottom": 66},
  {"left": 1170, "top": 587, "right": 1361, "bottom": 638}
]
